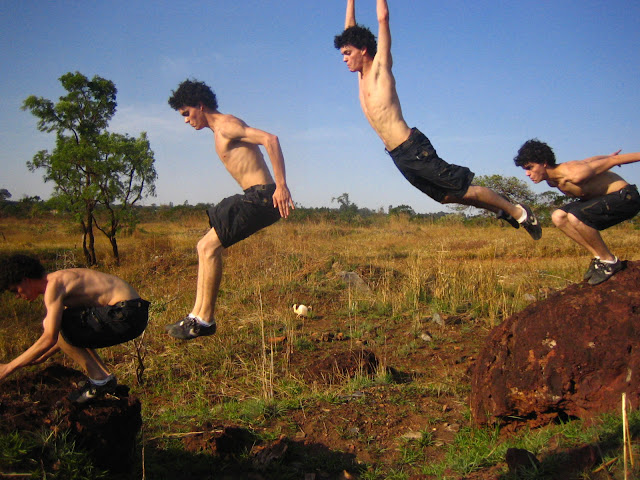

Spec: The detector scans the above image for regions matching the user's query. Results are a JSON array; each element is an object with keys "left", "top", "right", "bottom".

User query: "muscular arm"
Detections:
[
  {"left": 564, "top": 151, "right": 640, "bottom": 185},
  {"left": 220, "top": 120, "right": 295, "bottom": 218},
  {"left": 376, "top": 0, "right": 392, "bottom": 67},
  {"left": 0, "top": 282, "right": 64, "bottom": 382},
  {"left": 345, "top": 0, "right": 356, "bottom": 28},
  {"left": 28, "top": 342, "right": 61, "bottom": 365}
]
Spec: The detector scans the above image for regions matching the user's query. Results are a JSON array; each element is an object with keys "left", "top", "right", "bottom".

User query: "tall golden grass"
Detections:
[{"left": 1, "top": 214, "right": 638, "bottom": 469}]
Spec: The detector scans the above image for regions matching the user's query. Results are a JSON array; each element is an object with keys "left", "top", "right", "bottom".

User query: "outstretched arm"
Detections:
[
  {"left": 565, "top": 151, "right": 640, "bottom": 184},
  {"left": 0, "top": 284, "right": 64, "bottom": 382},
  {"left": 345, "top": 0, "right": 356, "bottom": 28},
  {"left": 376, "top": 0, "right": 392, "bottom": 66},
  {"left": 28, "top": 342, "right": 61, "bottom": 366}
]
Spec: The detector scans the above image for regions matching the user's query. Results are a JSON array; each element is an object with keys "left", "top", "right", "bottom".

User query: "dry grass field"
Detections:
[{"left": 1, "top": 213, "right": 639, "bottom": 479}]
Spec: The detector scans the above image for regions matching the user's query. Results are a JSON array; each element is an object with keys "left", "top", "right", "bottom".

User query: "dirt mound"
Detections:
[
  {"left": 294, "top": 348, "right": 379, "bottom": 383},
  {"left": 470, "top": 260, "right": 640, "bottom": 427},
  {"left": 0, "top": 364, "right": 142, "bottom": 473}
]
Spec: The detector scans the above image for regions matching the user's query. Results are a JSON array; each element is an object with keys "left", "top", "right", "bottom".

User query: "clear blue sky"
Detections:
[{"left": 2, "top": 0, "right": 639, "bottom": 213}]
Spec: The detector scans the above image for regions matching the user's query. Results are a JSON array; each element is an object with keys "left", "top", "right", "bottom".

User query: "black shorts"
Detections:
[
  {"left": 206, "top": 184, "right": 281, "bottom": 248},
  {"left": 61, "top": 299, "right": 149, "bottom": 349},
  {"left": 387, "top": 128, "right": 475, "bottom": 203},
  {"left": 559, "top": 184, "right": 640, "bottom": 231}
]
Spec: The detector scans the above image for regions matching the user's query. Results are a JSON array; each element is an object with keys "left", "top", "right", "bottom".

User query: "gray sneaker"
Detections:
[
  {"left": 588, "top": 258, "right": 623, "bottom": 285},
  {"left": 583, "top": 258, "right": 599, "bottom": 281},
  {"left": 167, "top": 316, "right": 217, "bottom": 340},
  {"left": 68, "top": 375, "right": 117, "bottom": 404},
  {"left": 518, "top": 204, "right": 542, "bottom": 240}
]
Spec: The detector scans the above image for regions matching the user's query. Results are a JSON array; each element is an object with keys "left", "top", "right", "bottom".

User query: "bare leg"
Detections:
[
  {"left": 57, "top": 336, "right": 110, "bottom": 381},
  {"left": 191, "top": 228, "right": 225, "bottom": 323},
  {"left": 191, "top": 242, "right": 207, "bottom": 316},
  {"left": 552, "top": 210, "right": 614, "bottom": 260},
  {"left": 442, "top": 185, "right": 524, "bottom": 218}
]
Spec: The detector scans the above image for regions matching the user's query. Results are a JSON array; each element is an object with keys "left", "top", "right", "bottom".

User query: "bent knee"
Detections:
[
  {"left": 442, "top": 185, "right": 480, "bottom": 205},
  {"left": 197, "top": 233, "right": 224, "bottom": 257},
  {"left": 441, "top": 192, "right": 465, "bottom": 204},
  {"left": 551, "top": 209, "right": 568, "bottom": 227}
]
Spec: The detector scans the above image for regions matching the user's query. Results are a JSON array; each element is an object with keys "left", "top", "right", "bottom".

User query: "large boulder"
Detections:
[{"left": 470, "top": 260, "right": 640, "bottom": 426}]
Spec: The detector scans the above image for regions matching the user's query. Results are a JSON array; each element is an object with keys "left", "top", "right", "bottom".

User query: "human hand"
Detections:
[
  {"left": 273, "top": 185, "right": 295, "bottom": 218},
  {"left": 0, "top": 363, "right": 13, "bottom": 382}
]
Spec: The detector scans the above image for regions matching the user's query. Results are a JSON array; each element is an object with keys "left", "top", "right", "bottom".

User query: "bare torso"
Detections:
[
  {"left": 548, "top": 164, "right": 628, "bottom": 199},
  {"left": 47, "top": 269, "right": 140, "bottom": 308},
  {"left": 358, "top": 63, "right": 412, "bottom": 151},
  {"left": 212, "top": 114, "right": 275, "bottom": 190}
]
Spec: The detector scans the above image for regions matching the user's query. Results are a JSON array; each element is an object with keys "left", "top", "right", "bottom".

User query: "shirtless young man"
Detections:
[
  {"left": 166, "top": 79, "right": 294, "bottom": 340},
  {"left": 515, "top": 139, "right": 640, "bottom": 285},
  {"left": 334, "top": 0, "right": 541, "bottom": 240},
  {"left": 0, "top": 255, "right": 149, "bottom": 403}
]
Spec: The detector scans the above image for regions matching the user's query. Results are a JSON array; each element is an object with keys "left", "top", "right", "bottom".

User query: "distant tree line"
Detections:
[{"left": 5, "top": 186, "right": 640, "bottom": 233}]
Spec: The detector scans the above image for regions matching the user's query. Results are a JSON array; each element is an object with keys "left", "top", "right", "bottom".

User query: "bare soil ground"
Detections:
[{"left": 2, "top": 305, "right": 625, "bottom": 479}]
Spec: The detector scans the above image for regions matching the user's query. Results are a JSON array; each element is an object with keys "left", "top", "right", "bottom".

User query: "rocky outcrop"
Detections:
[{"left": 470, "top": 260, "right": 640, "bottom": 426}]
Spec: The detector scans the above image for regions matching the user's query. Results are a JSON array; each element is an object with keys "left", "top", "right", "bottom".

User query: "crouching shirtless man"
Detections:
[
  {"left": 514, "top": 139, "right": 640, "bottom": 284},
  {"left": 165, "top": 79, "right": 294, "bottom": 340},
  {"left": 0, "top": 254, "right": 149, "bottom": 403}
]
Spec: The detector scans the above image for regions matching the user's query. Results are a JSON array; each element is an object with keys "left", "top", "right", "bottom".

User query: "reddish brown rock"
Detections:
[{"left": 470, "top": 260, "right": 640, "bottom": 426}]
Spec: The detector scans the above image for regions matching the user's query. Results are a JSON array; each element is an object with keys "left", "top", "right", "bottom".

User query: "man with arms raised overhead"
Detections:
[
  {"left": 0, "top": 254, "right": 149, "bottom": 403},
  {"left": 334, "top": 0, "right": 541, "bottom": 240},
  {"left": 166, "top": 79, "right": 294, "bottom": 340},
  {"left": 514, "top": 140, "right": 640, "bottom": 285}
]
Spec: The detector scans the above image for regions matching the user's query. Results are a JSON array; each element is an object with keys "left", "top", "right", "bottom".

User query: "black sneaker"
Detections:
[
  {"left": 588, "top": 258, "right": 623, "bottom": 285},
  {"left": 496, "top": 194, "right": 519, "bottom": 229},
  {"left": 583, "top": 258, "right": 599, "bottom": 281},
  {"left": 164, "top": 316, "right": 187, "bottom": 332},
  {"left": 517, "top": 204, "right": 542, "bottom": 240},
  {"left": 496, "top": 210, "right": 520, "bottom": 229},
  {"left": 68, "top": 375, "right": 117, "bottom": 404},
  {"left": 167, "top": 316, "right": 217, "bottom": 340}
]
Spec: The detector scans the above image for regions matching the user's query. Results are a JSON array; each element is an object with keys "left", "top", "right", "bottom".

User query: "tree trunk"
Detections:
[
  {"left": 87, "top": 216, "right": 97, "bottom": 265},
  {"left": 110, "top": 235, "right": 120, "bottom": 265},
  {"left": 81, "top": 219, "right": 92, "bottom": 266},
  {"left": 82, "top": 210, "right": 97, "bottom": 266}
]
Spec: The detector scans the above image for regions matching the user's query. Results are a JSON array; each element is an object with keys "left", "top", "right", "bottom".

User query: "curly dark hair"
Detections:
[
  {"left": 168, "top": 79, "right": 218, "bottom": 111},
  {"left": 334, "top": 25, "right": 377, "bottom": 58},
  {"left": 0, "top": 254, "right": 46, "bottom": 292},
  {"left": 514, "top": 139, "right": 557, "bottom": 167}
]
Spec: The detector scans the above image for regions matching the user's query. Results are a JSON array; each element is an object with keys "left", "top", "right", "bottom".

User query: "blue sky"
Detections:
[{"left": 2, "top": 0, "right": 639, "bottom": 213}]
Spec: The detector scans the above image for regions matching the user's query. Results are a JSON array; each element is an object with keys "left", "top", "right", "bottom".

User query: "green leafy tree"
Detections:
[
  {"left": 22, "top": 72, "right": 156, "bottom": 265},
  {"left": 450, "top": 174, "right": 563, "bottom": 226},
  {"left": 23, "top": 72, "right": 116, "bottom": 265},
  {"left": 0, "top": 189, "right": 11, "bottom": 201},
  {"left": 473, "top": 174, "right": 537, "bottom": 205},
  {"left": 331, "top": 192, "right": 360, "bottom": 222},
  {"left": 92, "top": 132, "right": 157, "bottom": 263},
  {"left": 389, "top": 204, "right": 416, "bottom": 216},
  {"left": 332, "top": 192, "right": 355, "bottom": 211}
]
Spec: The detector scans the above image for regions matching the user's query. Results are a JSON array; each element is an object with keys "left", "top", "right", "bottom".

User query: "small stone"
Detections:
[{"left": 420, "top": 332, "right": 433, "bottom": 342}]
